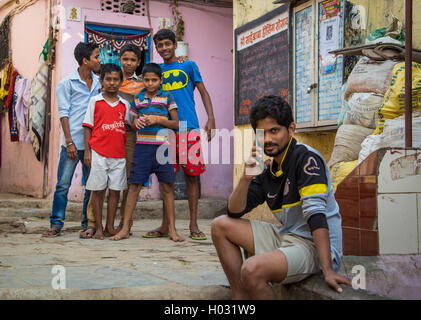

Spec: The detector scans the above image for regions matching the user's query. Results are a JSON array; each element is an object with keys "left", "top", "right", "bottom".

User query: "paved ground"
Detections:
[
  {"left": 0, "top": 217, "right": 232, "bottom": 300},
  {"left": 1, "top": 193, "right": 421, "bottom": 300}
]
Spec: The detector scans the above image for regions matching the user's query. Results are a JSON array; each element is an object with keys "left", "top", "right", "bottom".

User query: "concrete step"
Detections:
[{"left": 0, "top": 197, "right": 227, "bottom": 221}]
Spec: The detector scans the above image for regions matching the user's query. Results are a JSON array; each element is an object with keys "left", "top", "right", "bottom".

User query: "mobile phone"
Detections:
[{"left": 255, "top": 131, "right": 264, "bottom": 170}]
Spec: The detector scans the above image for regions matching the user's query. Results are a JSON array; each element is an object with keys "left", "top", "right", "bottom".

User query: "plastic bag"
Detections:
[
  {"left": 331, "top": 160, "right": 358, "bottom": 193},
  {"left": 358, "top": 112, "right": 421, "bottom": 164},
  {"left": 374, "top": 62, "right": 421, "bottom": 134}
]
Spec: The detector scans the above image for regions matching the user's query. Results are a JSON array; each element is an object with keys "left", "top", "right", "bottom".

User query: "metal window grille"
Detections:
[{"left": 100, "top": 0, "right": 146, "bottom": 16}]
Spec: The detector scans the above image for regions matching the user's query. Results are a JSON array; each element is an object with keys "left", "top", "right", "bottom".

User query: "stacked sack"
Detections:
[
  {"left": 330, "top": 57, "right": 398, "bottom": 191},
  {"left": 358, "top": 61, "right": 421, "bottom": 164}
]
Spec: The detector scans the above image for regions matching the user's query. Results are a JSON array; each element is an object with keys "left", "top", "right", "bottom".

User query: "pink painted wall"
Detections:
[
  {"left": 0, "top": 0, "right": 50, "bottom": 197},
  {"left": 0, "top": 0, "right": 233, "bottom": 201}
]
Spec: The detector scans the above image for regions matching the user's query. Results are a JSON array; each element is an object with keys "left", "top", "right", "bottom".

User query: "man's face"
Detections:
[
  {"left": 85, "top": 48, "right": 101, "bottom": 72},
  {"left": 119, "top": 51, "right": 140, "bottom": 76},
  {"left": 256, "top": 117, "right": 295, "bottom": 158},
  {"left": 155, "top": 39, "right": 177, "bottom": 61},
  {"left": 143, "top": 72, "right": 162, "bottom": 94},
  {"left": 101, "top": 71, "right": 122, "bottom": 94}
]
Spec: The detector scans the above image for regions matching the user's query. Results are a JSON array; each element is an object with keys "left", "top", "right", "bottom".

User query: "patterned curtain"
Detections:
[{"left": 85, "top": 27, "right": 149, "bottom": 66}]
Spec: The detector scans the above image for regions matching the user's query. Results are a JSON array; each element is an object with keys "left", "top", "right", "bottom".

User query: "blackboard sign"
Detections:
[{"left": 234, "top": 6, "right": 289, "bottom": 125}]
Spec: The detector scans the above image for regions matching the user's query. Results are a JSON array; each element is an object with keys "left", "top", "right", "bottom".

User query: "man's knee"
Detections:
[
  {"left": 240, "top": 258, "right": 265, "bottom": 289},
  {"left": 211, "top": 215, "right": 230, "bottom": 238}
]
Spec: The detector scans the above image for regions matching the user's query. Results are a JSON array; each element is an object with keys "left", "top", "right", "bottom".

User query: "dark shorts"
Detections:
[{"left": 130, "top": 143, "right": 176, "bottom": 185}]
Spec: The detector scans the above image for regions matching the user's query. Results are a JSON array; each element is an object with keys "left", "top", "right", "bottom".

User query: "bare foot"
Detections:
[
  {"left": 150, "top": 226, "right": 169, "bottom": 235},
  {"left": 109, "top": 230, "right": 130, "bottom": 241},
  {"left": 169, "top": 231, "right": 185, "bottom": 242},
  {"left": 103, "top": 227, "right": 118, "bottom": 237},
  {"left": 92, "top": 230, "right": 104, "bottom": 240}
]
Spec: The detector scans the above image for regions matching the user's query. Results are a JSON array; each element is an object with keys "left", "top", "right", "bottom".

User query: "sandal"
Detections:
[
  {"left": 42, "top": 227, "right": 61, "bottom": 237},
  {"left": 142, "top": 230, "right": 169, "bottom": 238},
  {"left": 79, "top": 226, "right": 96, "bottom": 239},
  {"left": 189, "top": 231, "right": 207, "bottom": 240}
]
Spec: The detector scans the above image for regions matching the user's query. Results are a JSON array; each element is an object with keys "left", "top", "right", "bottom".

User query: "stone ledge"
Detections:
[{"left": 273, "top": 274, "right": 391, "bottom": 300}]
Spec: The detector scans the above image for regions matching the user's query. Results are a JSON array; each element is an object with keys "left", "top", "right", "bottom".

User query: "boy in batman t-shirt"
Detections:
[{"left": 148, "top": 28, "right": 216, "bottom": 241}]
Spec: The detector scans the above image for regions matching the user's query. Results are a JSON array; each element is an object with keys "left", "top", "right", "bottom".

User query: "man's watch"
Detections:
[{"left": 65, "top": 141, "right": 74, "bottom": 148}]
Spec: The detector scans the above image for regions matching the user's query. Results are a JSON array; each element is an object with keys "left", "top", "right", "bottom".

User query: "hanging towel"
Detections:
[
  {"left": 28, "top": 57, "right": 48, "bottom": 160},
  {"left": 14, "top": 76, "right": 31, "bottom": 142}
]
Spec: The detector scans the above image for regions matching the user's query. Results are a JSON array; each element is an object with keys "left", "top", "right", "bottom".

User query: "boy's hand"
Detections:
[
  {"left": 84, "top": 149, "right": 91, "bottom": 167},
  {"left": 135, "top": 117, "right": 147, "bottom": 129},
  {"left": 143, "top": 115, "right": 160, "bottom": 126},
  {"left": 176, "top": 56, "right": 188, "bottom": 63},
  {"left": 66, "top": 144, "right": 78, "bottom": 160},
  {"left": 205, "top": 117, "right": 216, "bottom": 141}
]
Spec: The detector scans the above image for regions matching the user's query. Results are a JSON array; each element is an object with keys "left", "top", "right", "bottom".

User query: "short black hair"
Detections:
[
  {"left": 119, "top": 43, "right": 142, "bottom": 61},
  {"left": 142, "top": 63, "right": 162, "bottom": 78},
  {"left": 74, "top": 42, "right": 99, "bottom": 66},
  {"left": 100, "top": 63, "right": 123, "bottom": 81},
  {"left": 153, "top": 29, "right": 176, "bottom": 44},
  {"left": 249, "top": 95, "right": 294, "bottom": 131}
]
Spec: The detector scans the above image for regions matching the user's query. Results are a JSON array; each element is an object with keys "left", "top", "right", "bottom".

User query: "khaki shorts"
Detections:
[
  {"left": 86, "top": 149, "right": 127, "bottom": 191},
  {"left": 250, "top": 220, "right": 322, "bottom": 285}
]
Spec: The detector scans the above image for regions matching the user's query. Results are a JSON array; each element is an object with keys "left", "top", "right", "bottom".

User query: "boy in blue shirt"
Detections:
[
  {"left": 110, "top": 63, "right": 184, "bottom": 242},
  {"left": 43, "top": 42, "right": 101, "bottom": 237},
  {"left": 146, "top": 29, "right": 216, "bottom": 241}
]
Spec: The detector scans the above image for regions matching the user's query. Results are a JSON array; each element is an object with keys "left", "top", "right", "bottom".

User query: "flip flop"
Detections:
[
  {"left": 142, "top": 230, "right": 169, "bottom": 238},
  {"left": 189, "top": 231, "right": 207, "bottom": 241},
  {"left": 79, "top": 226, "right": 96, "bottom": 239}
]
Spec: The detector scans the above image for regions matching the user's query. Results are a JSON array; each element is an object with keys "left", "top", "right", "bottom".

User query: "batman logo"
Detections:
[{"left": 162, "top": 69, "right": 189, "bottom": 91}]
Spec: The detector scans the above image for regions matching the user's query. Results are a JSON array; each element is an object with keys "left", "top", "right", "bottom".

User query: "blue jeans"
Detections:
[{"left": 50, "top": 146, "right": 91, "bottom": 230}]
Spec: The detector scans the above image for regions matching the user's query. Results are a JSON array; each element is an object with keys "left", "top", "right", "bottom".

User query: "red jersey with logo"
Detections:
[{"left": 82, "top": 94, "right": 130, "bottom": 158}]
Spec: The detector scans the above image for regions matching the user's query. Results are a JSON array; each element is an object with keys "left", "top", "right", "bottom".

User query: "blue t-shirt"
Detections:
[{"left": 160, "top": 60, "right": 203, "bottom": 131}]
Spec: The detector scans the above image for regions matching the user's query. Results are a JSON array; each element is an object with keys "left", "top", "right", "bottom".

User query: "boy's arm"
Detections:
[
  {"left": 130, "top": 114, "right": 140, "bottom": 132},
  {"left": 82, "top": 97, "right": 97, "bottom": 167},
  {"left": 57, "top": 80, "right": 77, "bottom": 160},
  {"left": 83, "top": 127, "right": 92, "bottom": 167},
  {"left": 60, "top": 117, "right": 77, "bottom": 160},
  {"left": 196, "top": 82, "right": 215, "bottom": 142}
]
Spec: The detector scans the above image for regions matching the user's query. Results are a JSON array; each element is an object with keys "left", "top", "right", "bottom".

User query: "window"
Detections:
[
  {"left": 293, "top": 0, "right": 344, "bottom": 130},
  {"left": 85, "top": 24, "right": 151, "bottom": 73}
]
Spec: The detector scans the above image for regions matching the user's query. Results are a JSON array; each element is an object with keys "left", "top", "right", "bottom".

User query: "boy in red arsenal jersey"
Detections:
[{"left": 82, "top": 63, "right": 131, "bottom": 240}]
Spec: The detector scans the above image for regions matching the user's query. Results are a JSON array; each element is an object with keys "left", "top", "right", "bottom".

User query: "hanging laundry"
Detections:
[
  {"left": 6, "top": 68, "right": 19, "bottom": 142},
  {"left": 0, "top": 15, "right": 11, "bottom": 70},
  {"left": 0, "top": 63, "right": 13, "bottom": 111},
  {"left": 14, "top": 76, "right": 31, "bottom": 143},
  {"left": 28, "top": 55, "right": 48, "bottom": 161}
]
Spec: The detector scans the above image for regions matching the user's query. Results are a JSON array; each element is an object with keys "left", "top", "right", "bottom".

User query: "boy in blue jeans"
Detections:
[
  {"left": 110, "top": 63, "right": 184, "bottom": 242},
  {"left": 43, "top": 42, "right": 101, "bottom": 237}
]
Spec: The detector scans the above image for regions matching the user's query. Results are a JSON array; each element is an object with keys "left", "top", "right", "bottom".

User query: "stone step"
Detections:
[{"left": 0, "top": 198, "right": 227, "bottom": 221}]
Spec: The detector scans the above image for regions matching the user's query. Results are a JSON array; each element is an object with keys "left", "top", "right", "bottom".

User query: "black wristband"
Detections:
[{"left": 308, "top": 213, "right": 329, "bottom": 232}]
